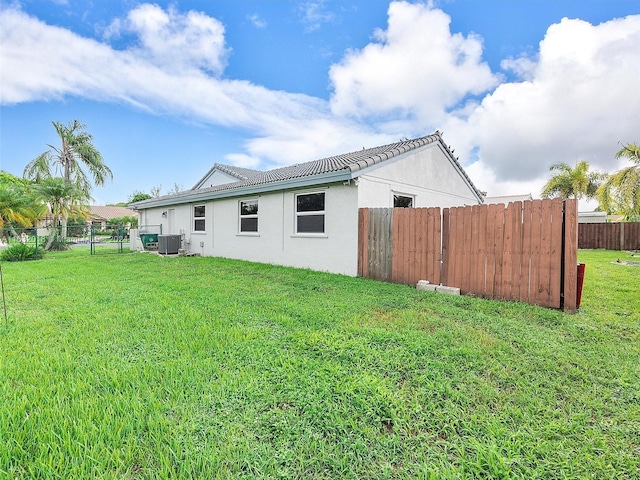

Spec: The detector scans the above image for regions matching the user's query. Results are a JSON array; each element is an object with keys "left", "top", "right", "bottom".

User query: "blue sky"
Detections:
[{"left": 1, "top": 0, "right": 639, "bottom": 206}]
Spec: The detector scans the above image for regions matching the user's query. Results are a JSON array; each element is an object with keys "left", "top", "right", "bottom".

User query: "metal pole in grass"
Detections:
[{"left": 1, "top": 263, "right": 7, "bottom": 326}]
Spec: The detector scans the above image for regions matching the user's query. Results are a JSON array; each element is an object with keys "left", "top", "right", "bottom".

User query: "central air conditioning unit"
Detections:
[{"left": 158, "top": 234, "right": 181, "bottom": 255}]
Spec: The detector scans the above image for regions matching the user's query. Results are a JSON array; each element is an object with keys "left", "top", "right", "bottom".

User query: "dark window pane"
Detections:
[
  {"left": 297, "top": 214, "right": 324, "bottom": 233},
  {"left": 297, "top": 193, "right": 325, "bottom": 212},
  {"left": 194, "top": 219, "right": 205, "bottom": 231},
  {"left": 240, "top": 217, "right": 258, "bottom": 232},
  {"left": 394, "top": 195, "right": 413, "bottom": 208},
  {"left": 241, "top": 200, "right": 258, "bottom": 215},
  {"left": 194, "top": 205, "right": 205, "bottom": 217}
]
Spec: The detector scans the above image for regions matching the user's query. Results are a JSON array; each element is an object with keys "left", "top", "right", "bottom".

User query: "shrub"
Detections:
[{"left": 0, "top": 243, "right": 43, "bottom": 261}]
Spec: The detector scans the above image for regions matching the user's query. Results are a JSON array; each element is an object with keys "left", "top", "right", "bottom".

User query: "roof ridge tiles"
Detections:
[{"left": 131, "top": 131, "right": 484, "bottom": 207}]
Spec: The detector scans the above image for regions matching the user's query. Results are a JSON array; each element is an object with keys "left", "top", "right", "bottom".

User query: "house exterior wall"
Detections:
[
  {"left": 138, "top": 182, "right": 360, "bottom": 276},
  {"left": 356, "top": 143, "right": 480, "bottom": 208},
  {"left": 578, "top": 211, "right": 607, "bottom": 223},
  {"left": 196, "top": 170, "right": 242, "bottom": 189}
]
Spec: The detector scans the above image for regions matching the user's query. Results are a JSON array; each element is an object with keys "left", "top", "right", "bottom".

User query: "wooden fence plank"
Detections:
[
  {"left": 422, "top": 209, "right": 429, "bottom": 283},
  {"left": 468, "top": 205, "right": 480, "bottom": 295},
  {"left": 401, "top": 208, "right": 410, "bottom": 284},
  {"left": 408, "top": 208, "right": 417, "bottom": 285},
  {"left": 510, "top": 202, "right": 523, "bottom": 302},
  {"left": 385, "top": 209, "right": 394, "bottom": 282},
  {"left": 519, "top": 201, "right": 532, "bottom": 302},
  {"left": 464, "top": 206, "right": 474, "bottom": 293},
  {"left": 358, "top": 198, "right": 578, "bottom": 312},
  {"left": 529, "top": 201, "right": 542, "bottom": 305},
  {"left": 484, "top": 205, "right": 497, "bottom": 298},
  {"left": 453, "top": 207, "right": 465, "bottom": 291},
  {"left": 391, "top": 208, "right": 401, "bottom": 283},
  {"left": 357, "top": 208, "right": 368, "bottom": 277},
  {"left": 490, "top": 204, "right": 504, "bottom": 299},
  {"left": 537, "top": 199, "right": 553, "bottom": 307},
  {"left": 548, "top": 198, "right": 564, "bottom": 308},
  {"left": 369, "top": 209, "right": 380, "bottom": 280},
  {"left": 477, "top": 204, "right": 488, "bottom": 296},
  {"left": 431, "top": 207, "right": 442, "bottom": 285},
  {"left": 441, "top": 208, "right": 450, "bottom": 285},
  {"left": 501, "top": 203, "right": 515, "bottom": 300}
]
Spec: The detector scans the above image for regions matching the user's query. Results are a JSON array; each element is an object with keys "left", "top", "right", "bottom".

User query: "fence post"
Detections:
[
  {"left": 620, "top": 222, "right": 625, "bottom": 251},
  {"left": 562, "top": 199, "right": 578, "bottom": 313}
]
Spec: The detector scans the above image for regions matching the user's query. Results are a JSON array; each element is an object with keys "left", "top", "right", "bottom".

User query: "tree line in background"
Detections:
[
  {"left": 0, "top": 119, "right": 185, "bottom": 256},
  {"left": 540, "top": 142, "right": 639, "bottom": 221},
  {"left": 1, "top": 120, "right": 112, "bottom": 252}
]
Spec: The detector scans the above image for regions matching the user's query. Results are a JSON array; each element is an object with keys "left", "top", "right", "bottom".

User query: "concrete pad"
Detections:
[
  {"left": 416, "top": 280, "right": 437, "bottom": 292},
  {"left": 435, "top": 285, "right": 460, "bottom": 295}
]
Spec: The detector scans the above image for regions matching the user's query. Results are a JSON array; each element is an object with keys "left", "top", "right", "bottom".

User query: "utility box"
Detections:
[
  {"left": 158, "top": 234, "right": 181, "bottom": 255},
  {"left": 140, "top": 233, "right": 158, "bottom": 250}
]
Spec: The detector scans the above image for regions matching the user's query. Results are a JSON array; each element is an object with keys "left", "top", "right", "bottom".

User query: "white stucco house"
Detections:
[{"left": 129, "top": 132, "right": 483, "bottom": 275}]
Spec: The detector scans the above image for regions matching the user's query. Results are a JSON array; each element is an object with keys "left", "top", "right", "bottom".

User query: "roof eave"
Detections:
[{"left": 130, "top": 170, "right": 352, "bottom": 210}]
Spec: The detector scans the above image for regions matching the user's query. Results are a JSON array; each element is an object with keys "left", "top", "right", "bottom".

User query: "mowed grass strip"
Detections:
[{"left": 0, "top": 248, "right": 638, "bottom": 478}]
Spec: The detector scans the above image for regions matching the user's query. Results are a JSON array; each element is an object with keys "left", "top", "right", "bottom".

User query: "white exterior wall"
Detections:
[
  {"left": 138, "top": 183, "right": 360, "bottom": 276},
  {"left": 195, "top": 170, "right": 241, "bottom": 189},
  {"left": 356, "top": 143, "right": 480, "bottom": 208},
  {"left": 578, "top": 212, "right": 607, "bottom": 223}
]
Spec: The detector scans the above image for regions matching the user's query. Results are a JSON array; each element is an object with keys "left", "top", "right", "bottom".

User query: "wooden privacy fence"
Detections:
[
  {"left": 579, "top": 222, "right": 640, "bottom": 250},
  {"left": 358, "top": 199, "right": 578, "bottom": 312}
]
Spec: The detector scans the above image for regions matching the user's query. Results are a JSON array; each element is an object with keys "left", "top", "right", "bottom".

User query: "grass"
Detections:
[{"left": 0, "top": 248, "right": 638, "bottom": 479}]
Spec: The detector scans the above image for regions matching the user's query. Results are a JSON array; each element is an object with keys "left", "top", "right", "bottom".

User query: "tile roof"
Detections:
[
  {"left": 131, "top": 132, "right": 483, "bottom": 208},
  {"left": 192, "top": 164, "right": 262, "bottom": 188},
  {"left": 483, "top": 194, "right": 533, "bottom": 205},
  {"left": 89, "top": 206, "right": 138, "bottom": 220}
]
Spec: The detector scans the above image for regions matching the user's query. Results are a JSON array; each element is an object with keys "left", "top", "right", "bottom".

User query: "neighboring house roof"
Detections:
[
  {"left": 89, "top": 206, "right": 138, "bottom": 221},
  {"left": 130, "top": 132, "right": 484, "bottom": 209},
  {"left": 483, "top": 194, "right": 533, "bottom": 205}
]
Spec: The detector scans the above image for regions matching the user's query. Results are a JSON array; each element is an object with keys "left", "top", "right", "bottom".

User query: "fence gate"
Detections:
[
  {"left": 89, "top": 225, "right": 127, "bottom": 254},
  {"left": 358, "top": 199, "right": 578, "bottom": 312}
]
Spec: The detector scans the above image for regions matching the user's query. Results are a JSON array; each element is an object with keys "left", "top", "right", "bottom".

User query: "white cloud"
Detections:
[
  {"left": 106, "top": 4, "right": 229, "bottom": 75},
  {"left": 329, "top": 1, "right": 499, "bottom": 126},
  {"left": 224, "top": 153, "right": 261, "bottom": 169},
  {"left": 0, "top": 6, "right": 323, "bottom": 129},
  {"left": 248, "top": 13, "right": 267, "bottom": 29},
  {"left": 450, "top": 14, "right": 640, "bottom": 196},
  {"left": 299, "top": 1, "right": 335, "bottom": 32},
  {"left": 1, "top": 3, "right": 639, "bottom": 205}
]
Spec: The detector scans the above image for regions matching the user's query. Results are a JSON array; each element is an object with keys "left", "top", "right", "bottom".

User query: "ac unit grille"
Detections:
[{"left": 158, "top": 234, "right": 181, "bottom": 254}]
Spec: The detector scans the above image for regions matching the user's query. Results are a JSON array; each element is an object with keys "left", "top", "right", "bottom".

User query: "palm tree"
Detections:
[
  {"left": 24, "top": 120, "right": 112, "bottom": 196},
  {"left": 0, "top": 183, "right": 43, "bottom": 237},
  {"left": 540, "top": 161, "right": 604, "bottom": 200},
  {"left": 33, "top": 178, "right": 90, "bottom": 250},
  {"left": 0, "top": 173, "right": 45, "bottom": 240},
  {"left": 597, "top": 143, "right": 640, "bottom": 220}
]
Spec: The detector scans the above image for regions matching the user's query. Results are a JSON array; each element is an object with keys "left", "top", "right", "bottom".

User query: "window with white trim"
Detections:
[
  {"left": 239, "top": 199, "right": 258, "bottom": 233},
  {"left": 193, "top": 205, "right": 205, "bottom": 231},
  {"left": 393, "top": 194, "right": 414, "bottom": 208},
  {"left": 295, "top": 192, "right": 325, "bottom": 234}
]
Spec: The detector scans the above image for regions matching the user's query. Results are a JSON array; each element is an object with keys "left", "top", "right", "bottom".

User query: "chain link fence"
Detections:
[{"left": 0, "top": 223, "right": 132, "bottom": 258}]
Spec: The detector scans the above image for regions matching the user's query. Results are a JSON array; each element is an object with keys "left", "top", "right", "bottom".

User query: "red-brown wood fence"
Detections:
[
  {"left": 358, "top": 199, "right": 578, "bottom": 312},
  {"left": 578, "top": 222, "right": 640, "bottom": 250}
]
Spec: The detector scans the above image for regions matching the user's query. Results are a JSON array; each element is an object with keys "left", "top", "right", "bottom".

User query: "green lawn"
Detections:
[{"left": 0, "top": 248, "right": 638, "bottom": 479}]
